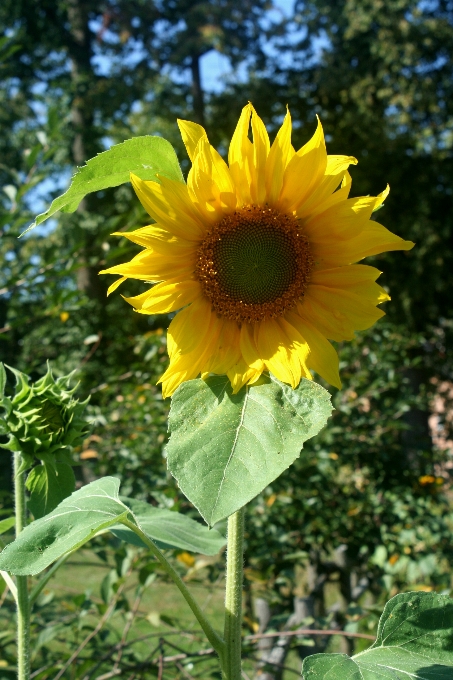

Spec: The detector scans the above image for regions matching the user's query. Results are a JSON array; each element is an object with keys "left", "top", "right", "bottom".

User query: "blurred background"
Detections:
[{"left": 1, "top": 0, "right": 453, "bottom": 678}]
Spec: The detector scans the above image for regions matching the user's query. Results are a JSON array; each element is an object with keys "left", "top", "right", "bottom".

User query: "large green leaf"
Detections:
[
  {"left": 167, "top": 375, "right": 332, "bottom": 526},
  {"left": 112, "top": 498, "right": 225, "bottom": 554},
  {"left": 0, "top": 477, "right": 225, "bottom": 576},
  {"left": 26, "top": 136, "right": 184, "bottom": 232},
  {"left": 301, "top": 592, "right": 453, "bottom": 679}
]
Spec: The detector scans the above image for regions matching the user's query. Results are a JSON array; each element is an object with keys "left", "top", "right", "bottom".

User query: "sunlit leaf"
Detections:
[
  {"left": 26, "top": 136, "right": 184, "bottom": 233},
  {"left": 0, "top": 477, "right": 225, "bottom": 575},
  {"left": 167, "top": 375, "right": 333, "bottom": 526}
]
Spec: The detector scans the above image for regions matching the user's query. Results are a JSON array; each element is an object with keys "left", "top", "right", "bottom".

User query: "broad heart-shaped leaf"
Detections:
[
  {"left": 26, "top": 462, "right": 76, "bottom": 519},
  {"left": 301, "top": 592, "right": 453, "bottom": 679},
  {"left": 0, "top": 477, "right": 225, "bottom": 576},
  {"left": 167, "top": 375, "right": 332, "bottom": 526},
  {"left": 111, "top": 498, "right": 225, "bottom": 554},
  {"left": 26, "top": 136, "right": 184, "bottom": 232}
]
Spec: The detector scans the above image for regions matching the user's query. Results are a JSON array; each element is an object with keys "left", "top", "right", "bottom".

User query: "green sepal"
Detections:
[
  {"left": 2, "top": 434, "right": 22, "bottom": 454},
  {"left": 0, "top": 517, "right": 15, "bottom": 536},
  {"left": 0, "top": 363, "right": 6, "bottom": 398},
  {"left": 0, "top": 417, "right": 8, "bottom": 436},
  {"left": 15, "top": 452, "right": 35, "bottom": 476},
  {"left": 8, "top": 366, "right": 31, "bottom": 404},
  {"left": 26, "top": 462, "right": 76, "bottom": 519}
]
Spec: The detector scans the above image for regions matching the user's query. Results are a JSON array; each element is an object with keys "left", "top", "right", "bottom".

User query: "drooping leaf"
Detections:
[
  {"left": 301, "top": 592, "right": 453, "bottom": 679},
  {"left": 26, "top": 136, "right": 184, "bottom": 233},
  {"left": 167, "top": 375, "right": 333, "bottom": 526},
  {"left": 26, "top": 462, "right": 76, "bottom": 519},
  {"left": 0, "top": 477, "right": 225, "bottom": 576},
  {"left": 0, "top": 477, "right": 130, "bottom": 575},
  {"left": 112, "top": 497, "right": 225, "bottom": 555}
]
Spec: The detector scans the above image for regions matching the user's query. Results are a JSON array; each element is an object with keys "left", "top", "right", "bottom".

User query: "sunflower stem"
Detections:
[
  {"left": 222, "top": 506, "right": 245, "bottom": 680},
  {"left": 14, "top": 452, "right": 31, "bottom": 680}
]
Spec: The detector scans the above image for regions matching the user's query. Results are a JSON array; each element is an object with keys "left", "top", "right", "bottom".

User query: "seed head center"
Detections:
[{"left": 196, "top": 206, "right": 313, "bottom": 323}]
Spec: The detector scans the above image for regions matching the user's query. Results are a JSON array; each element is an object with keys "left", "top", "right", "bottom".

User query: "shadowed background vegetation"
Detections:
[{"left": 1, "top": 0, "right": 453, "bottom": 677}]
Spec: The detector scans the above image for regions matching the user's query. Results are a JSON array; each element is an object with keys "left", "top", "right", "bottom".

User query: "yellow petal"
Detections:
[
  {"left": 177, "top": 119, "right": 208, "bottom": 161},
  {"left": 297, "top": 155, "right": 358, "bottom": 219},
  {"left": 256, "top": 318, "right": 304, "bottom": 388},
  {"left": 130, "top": 173, "right": 205, "bottom": 240},
  {"left": 372, "top": 184, "right": 390, "bottom": 212},
  {"left": 250, "top": 105, "right": 270, "bottom": 204},
  {"left": 188, "top": 137, "right": 237, "bottom": 220},
  {"left": 240, "top": 323, "right": 264, "bottom": 371},
  {"left": 100, "top": 248, "right": 195, "bottom": 282},
  {"left": 300, "top": 168, "right": 352, "bottom": 218},
  {"left": 266, "top": 107, "right": 293, "bottom": 206},
  {"left": 228, "top": 103, "right": 254, "bottom": 206},
  {"left": 123, "top": 278, "right": 202, "bottom": 314},
  {"left": 278, "top": 317, "right": 312, "bottom": 381},
  {"left": 107, "top": 276, "right": 127, "bottom": 296},
  {"left": 114, "top": 226, "right": 196, "bottom": 256},
  {"left": 298, "top": 284, "right": 387, "bottom": 341},
  {"left": 304, "top": 195, "right": 379, "bottom": 243},
  {"left": 313, "top": 220, "right": 415, "bottom": 268},
  {"left": 279, "top": 116, "right": 327, "bottom": 213},
  {"left": 204, "top": 319, "right": 242, "bottom": 376},
  {"left": 227, "top": 357, "right": 264, "bottom": 394},
  {"left": 159, "top": 304, "right": 222, "bottom": 398},
  {"left": 285, "top": 311, "right": 341, "bottom": 389},
  {"left": 166, "top": 297, "right": 213, "bottom": 359},
  {"left": 312, "top": 264, "right": 380, "bottom": 284}
]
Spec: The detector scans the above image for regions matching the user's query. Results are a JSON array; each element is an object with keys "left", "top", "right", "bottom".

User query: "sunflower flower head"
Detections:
[{"left": 101, "top": 104, "right": 414, "bottom": 398}]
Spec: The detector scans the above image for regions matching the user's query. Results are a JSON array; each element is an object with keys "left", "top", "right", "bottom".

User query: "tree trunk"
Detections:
[
  {"left": 253, "top": 596, "right": 317, "bottom": 680},
  {"left": 66, "top": 0, "right": 104, "bottom": 302}
]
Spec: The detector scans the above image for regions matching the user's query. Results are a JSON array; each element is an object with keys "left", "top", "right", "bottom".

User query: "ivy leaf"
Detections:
[
  {"left": 167, "top": 375, "right": 333, "bottom": 526},
  {"left": 301, "top": 592, "right": 453, "bottom": 679},
  {"left": 26, "top": 462, "right": 76, "bottom": 519},
  {"left": 25, "top": 136, "right": 184, "bottom": 233}
]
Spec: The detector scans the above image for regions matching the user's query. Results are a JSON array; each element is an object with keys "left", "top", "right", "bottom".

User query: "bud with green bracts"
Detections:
[{"left": 0, "top": 363, "right": 90, "bottom": 518}]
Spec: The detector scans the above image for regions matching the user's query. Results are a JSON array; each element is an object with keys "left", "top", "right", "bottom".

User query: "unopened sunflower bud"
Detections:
[{"left": 0, "top": 362, "right": 89, "bottom": 475}]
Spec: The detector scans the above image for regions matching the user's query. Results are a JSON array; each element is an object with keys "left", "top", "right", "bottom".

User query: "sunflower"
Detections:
[{"left": 101, "top": 104, "right": 414, "bottom": 398}]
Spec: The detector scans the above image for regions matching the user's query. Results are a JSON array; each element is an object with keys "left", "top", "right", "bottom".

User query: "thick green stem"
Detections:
[
  {"left": 14, "top": 452, "right": 30, "bottom": 680},
  {"left": 222, "top": 507, "right": 245, "bottom": 680},
  {"left": 122, "top": 519, "right": 225, "bottom": 656}
]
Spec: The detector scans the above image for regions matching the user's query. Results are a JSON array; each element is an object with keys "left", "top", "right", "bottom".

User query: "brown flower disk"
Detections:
[{"left": 196, "top": 205, "right": 313, "bottom": 323}]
